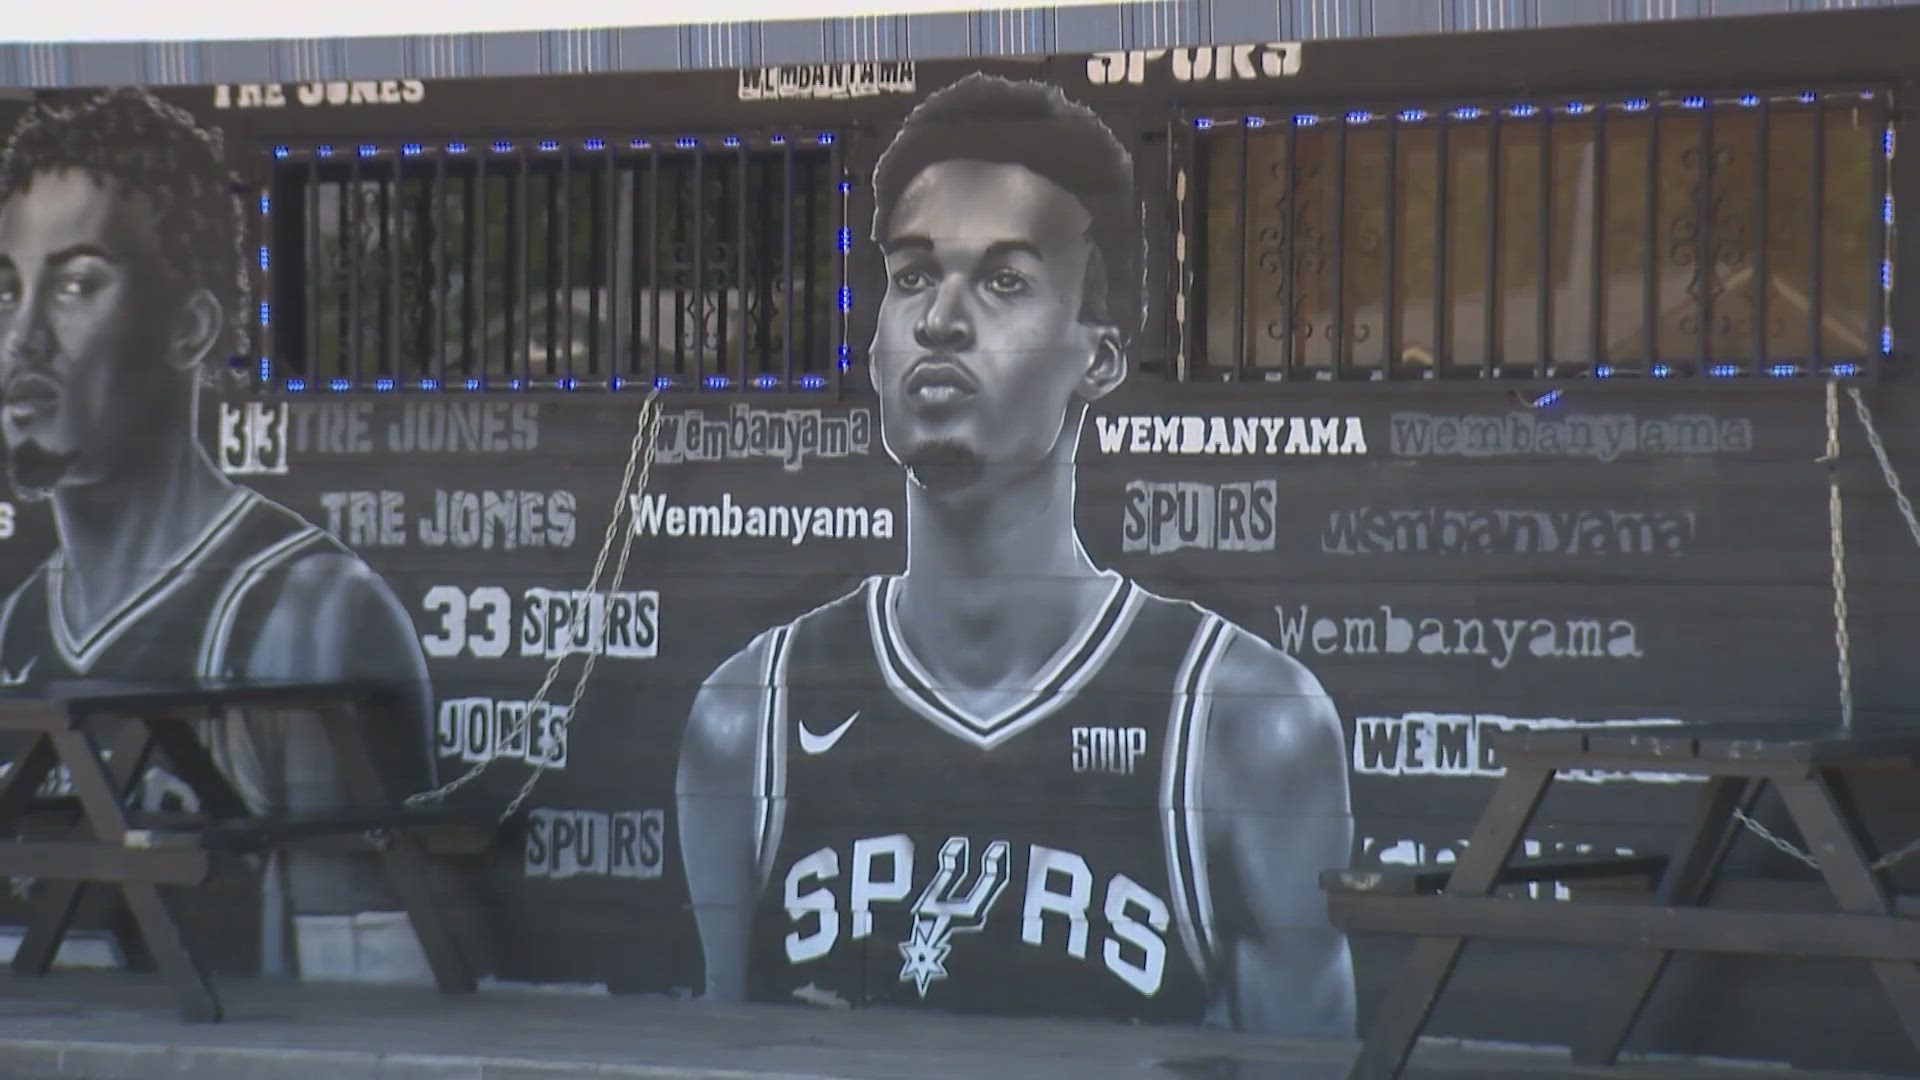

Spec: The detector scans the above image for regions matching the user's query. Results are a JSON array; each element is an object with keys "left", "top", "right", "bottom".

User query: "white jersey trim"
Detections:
[
  {"left": 196, "top": 524, "right": 328, "bottom": 681},
  {"left": 866, "top": 572, "right": 1143, "bottom": 751},
  {"left": 753, "top": 625, "right": 794, "bottom": 889},
  {"left": 47, "top": 487, "right": 255, "bottom": 674},
  {"left": 1163, "top": 612, "right": 1230, "bottom": 987}
]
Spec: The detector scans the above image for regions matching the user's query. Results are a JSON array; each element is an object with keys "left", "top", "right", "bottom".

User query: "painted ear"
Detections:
[
  {"left": 1078, "top": 327, "right": 1127, "bottom": 402},
  {"left": 166, "top": 288, "right": 222, "bottom": 374}
]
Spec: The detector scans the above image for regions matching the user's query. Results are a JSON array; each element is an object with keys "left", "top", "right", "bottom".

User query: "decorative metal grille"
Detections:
[
  {"left": 266, "top": 136, "right": 844, "bottom": 392},
  {"left": 1184, "top": 89, "right": 1894, "bottom": 382}
]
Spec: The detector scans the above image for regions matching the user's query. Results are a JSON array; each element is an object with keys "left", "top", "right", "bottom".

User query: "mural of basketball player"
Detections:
[
  {"left": 0, "top": 87, "right": 435, "bottom": 981},
  {"left": 678, "top": 74, "right": 1355, "bottom": 1038}
]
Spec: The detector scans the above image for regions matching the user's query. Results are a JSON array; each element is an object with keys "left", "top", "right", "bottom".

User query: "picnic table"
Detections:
[
  {"left": 1324, "top": 722, "right": 1920, "bottom": 1079},
  {"left": 0, "top": 678, "right": 496, "bottom": 1021}
]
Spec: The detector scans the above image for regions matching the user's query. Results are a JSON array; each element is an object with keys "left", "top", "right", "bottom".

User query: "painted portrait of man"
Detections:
[
  {"left": 0, "top": 86, "right": 435, "bottom": 981},
  {"left": 678, "top": 73, "right": 1355, "bottom": 1038}
]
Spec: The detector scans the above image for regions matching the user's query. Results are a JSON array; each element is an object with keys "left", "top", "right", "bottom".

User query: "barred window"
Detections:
[
  {"left": 266, "top": 136, "right": 844, "bottom": 391},
  {"left": 1188, "top": 89, "right": 1890, "bottom": 381}
]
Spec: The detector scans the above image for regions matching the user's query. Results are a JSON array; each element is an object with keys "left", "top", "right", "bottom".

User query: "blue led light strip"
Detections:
[{"left": 256, "top": 179, "right": 272, "bottom": 388}]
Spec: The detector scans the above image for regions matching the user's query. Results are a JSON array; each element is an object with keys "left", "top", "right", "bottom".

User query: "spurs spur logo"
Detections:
[{"left": 897, "top": 837, "right": 1011, "bottom": 997}]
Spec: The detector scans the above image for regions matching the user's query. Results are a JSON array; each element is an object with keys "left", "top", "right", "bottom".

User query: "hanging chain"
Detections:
[
  {"left": 1728, "top": 383, "right": 1920, "bottom": 875},
  {"left": 1826, "top": 380, "right": 1853, "bottom": 734},
  {"left": 405, "top": 391, "right": 663, "bottom": 824}
]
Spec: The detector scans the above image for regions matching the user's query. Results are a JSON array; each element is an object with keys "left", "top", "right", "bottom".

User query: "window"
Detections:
[
  {"left": 1188, "top": 90, "right": 1890, "bottom": 381},
  {"left": 267, "top": 136, "right": 843, "bottom": 391}
]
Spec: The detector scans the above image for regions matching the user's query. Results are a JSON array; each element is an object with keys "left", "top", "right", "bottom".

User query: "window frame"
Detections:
[
  {"left": 1174, "top": 85, "right": 1894, "bottom": 386},
  {"left": 252, "top": 131, "right": 850, "bottom": 396}
]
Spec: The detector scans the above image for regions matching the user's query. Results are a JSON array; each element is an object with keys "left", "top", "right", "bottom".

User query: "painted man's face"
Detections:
[
  {"left": 869, "top": 159, "right": 1117, "bottom": 493},
  {"left": 0, "top": 170, "right": 172, "bottom": 498}
]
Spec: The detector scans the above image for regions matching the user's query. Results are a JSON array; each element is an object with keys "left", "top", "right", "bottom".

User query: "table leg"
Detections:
[
  {"left": 1776, "top": 772, "right": 1920, "bottom": 1052},
  {"left": 1570, "top": 775, "right": 1755, "bottom": 1066},
  {"left": 145, "top": 714, "right": 251, "bottom": 818},
  {"left": 14, "top": 722, "right": 155, "bottom": 977},
  {"left": 50, "top": 729, "right": 220, "bottom": 1022},
  {"left": 319, "top": 702, "right": 477, "bottom": 994},
  {"left": 1346, "top": 766, "right": 1556, "bottom": 1080}
]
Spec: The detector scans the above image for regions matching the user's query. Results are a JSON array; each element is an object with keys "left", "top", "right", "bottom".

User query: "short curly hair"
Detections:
[
  {"left": 870, "top": 74, "right": 1144, "bottom": 344},
  {"left": 0, "top": 86, "right": 249, "bottom": 365}
]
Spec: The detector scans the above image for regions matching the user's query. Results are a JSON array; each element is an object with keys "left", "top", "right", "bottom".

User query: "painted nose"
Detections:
[
  {"left": 2, "top": 302, "right": 53, "bottom": 370},
  {"left": 913, "top": 281, "right": 974, "bottom": 353}
]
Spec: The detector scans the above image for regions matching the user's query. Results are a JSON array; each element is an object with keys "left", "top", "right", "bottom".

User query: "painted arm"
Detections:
[
  {"left": 676, "top": 633, "right": 772, "bottom": 1002},
  {"left": 240, "top": 550, "right": 436, "bottom": 794},
  {"left": 1201, "top": 627, "right": 1357, "bottom": 1039}
]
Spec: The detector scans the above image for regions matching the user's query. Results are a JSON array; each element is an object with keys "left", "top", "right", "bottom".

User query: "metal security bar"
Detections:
[
  {"left": 1185, "top": 88, "right": 1893, "bottom": 382},
  {"left": 267, "top": 136, "right": 842, "bottom": 392}
]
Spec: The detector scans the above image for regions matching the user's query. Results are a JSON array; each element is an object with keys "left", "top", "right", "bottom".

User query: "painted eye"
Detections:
[
  {"left": 56, "top": 276, "right": 97, "bottom": 299},
  {"left": 891, "top": 268, "right": 932, "bottom": 292},
  {"left": 984, "top": 270, "right": 1028, "bottom": 297}
]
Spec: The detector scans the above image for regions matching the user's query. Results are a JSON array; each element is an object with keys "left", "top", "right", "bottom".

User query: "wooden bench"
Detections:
[
  {"left": 0, "top": 678, "right": 502, "bottom": 1021},
  {"left": 1324, "top": 722, "right": 1920, "bottom": 1079}
]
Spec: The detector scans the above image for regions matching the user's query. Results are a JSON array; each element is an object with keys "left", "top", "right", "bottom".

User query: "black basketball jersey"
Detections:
[
  {"left": 746, "top": 571, "right": 1239, "bottom": 1022},
  {"left": 0, "top": 486, "right": 344, "bottom": 689}
]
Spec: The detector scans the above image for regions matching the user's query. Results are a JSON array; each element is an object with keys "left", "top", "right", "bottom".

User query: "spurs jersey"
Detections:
[
  {"left": 746, "top": 571, "right": 1239, "bottom": 1022},
  {"left": 0, "top": 486, "right": 346, "bottom": 689}
]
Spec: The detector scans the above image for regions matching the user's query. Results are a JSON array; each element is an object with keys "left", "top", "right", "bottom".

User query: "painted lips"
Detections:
[
  {"left": 1, "top": 375, "right": 57, "bottom": 423},
  {"left": 902, "top": 358, "right": 978, "bottom": 410}
]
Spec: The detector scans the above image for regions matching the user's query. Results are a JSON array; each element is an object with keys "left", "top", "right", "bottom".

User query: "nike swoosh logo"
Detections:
[{"left": 798, "top": 711, "right": 860, "bottom": 755}]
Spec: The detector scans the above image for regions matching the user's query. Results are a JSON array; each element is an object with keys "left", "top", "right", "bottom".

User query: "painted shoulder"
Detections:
[{"left": 684, "top": 578, "right": 876, "bottom": 762}]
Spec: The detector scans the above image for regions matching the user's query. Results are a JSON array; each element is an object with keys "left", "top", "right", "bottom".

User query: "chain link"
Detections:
[
  {"left": 404, "top": 391, "right": 664, "bottom": 823},
  {"left": 1826, "top": 380, "right": 1853, "bottom": 734},
  {"left": 1725, "top": 383, "right": 1920, "bottom": 875}
]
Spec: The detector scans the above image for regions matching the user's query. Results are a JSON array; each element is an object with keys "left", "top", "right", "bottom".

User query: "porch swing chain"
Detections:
[
  {"left": 401, "top": 390, "right": 665, "bottom": 825},
  {"left": 1729, "top": 380, "right": 1920, "bottom": 874}
]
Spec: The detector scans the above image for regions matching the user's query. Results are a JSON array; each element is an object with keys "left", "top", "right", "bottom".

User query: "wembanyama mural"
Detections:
[
  {"left": 677, "top": 75, "right": 1354, "bottom": 1036},
  {"left": 0, "top": 25, "right": 1911, "bottom": 1070}
]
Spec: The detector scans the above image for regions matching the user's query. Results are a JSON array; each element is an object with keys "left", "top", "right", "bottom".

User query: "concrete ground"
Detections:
[{"left": 0, "top": 973, "right": 1903, "bottom": 1080}]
